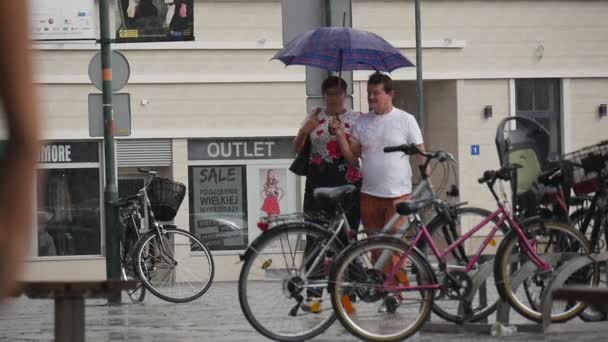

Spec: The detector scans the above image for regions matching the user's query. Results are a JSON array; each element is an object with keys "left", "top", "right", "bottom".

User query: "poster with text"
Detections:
[
  {"left": 190, "top": 166, "right": 247, "bottom": 251},
  {"left": 259, "top": 168, "right": 287, "bottom": 218},
  {"left": 115, "top": 0, "right": 194, "bottom": 42},
  {"left": 31, "top": 0, "right": 96, "bottom": 40}
]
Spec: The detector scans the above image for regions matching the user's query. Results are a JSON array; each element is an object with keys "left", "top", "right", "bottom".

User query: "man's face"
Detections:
[{"left": 367, "top": 83, "right": 393, "bottom": 112}]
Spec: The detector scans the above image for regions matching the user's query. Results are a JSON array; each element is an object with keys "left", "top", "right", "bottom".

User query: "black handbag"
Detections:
[{"left": 289, "top": 138, "right": 311, "bottom": 176}]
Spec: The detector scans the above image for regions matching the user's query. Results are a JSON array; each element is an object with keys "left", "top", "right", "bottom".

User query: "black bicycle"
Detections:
[
  {"left": 563, "top": 141, "right": 608, "bottom": 321},
  {"left": 113, "top": 168, "right": 215, "bottom": 303}
]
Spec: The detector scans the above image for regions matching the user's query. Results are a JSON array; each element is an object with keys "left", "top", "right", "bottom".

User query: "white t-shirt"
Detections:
[{"left": 351, "top": 107, "right": 424, "bottom": 198}]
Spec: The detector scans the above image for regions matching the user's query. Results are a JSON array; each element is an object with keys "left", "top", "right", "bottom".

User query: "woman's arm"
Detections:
[{"left": 293, "top": 108, "right": 321, "bottom": 153}]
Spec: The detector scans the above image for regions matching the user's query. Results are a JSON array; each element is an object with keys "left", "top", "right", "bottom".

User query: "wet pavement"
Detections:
[{"left": 1, "top": 281, "right": 607, "bottom": 341}]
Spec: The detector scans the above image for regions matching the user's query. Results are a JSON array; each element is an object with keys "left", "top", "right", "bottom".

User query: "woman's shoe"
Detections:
[{"left": 301, "top": 298, "right": 322, "bottom": 314}]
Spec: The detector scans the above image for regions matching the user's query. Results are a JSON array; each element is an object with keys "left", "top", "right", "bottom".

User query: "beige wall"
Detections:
[
  {"left": 424, "top": 81, "right": 459, "bottom": 160},
  {"left": 196, "top": 0, "right": 283, "bottom": 43},
  {"left": 22, "top": 258, "right": 106, "bottom": 281},
  {"left": 13, "top": 0, "right": 608, "bottom": 281},
  {"left": 28, "top": 0, "right": 608, "bottom": 141},
  {"left": 568, "top": 79, "right": 608, "bottom": 151},
  {"left": 353, "top": 0, "right": 608, "bottom": 79},
  {"left": 457, "top": 79, "right": 510, "bottom": 209},
  {"left": 37, "top": 82, "right": 307, "bottom": 140},
  {"left": 424, "top": 81, "right": 460, "bottom": 193}
]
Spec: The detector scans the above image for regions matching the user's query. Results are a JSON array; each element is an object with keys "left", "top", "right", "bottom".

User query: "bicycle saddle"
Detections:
[
  {"left": 313, "top": 185, "right": 357, "bottom": 206},
  {"left": 395, "top": 198, "right": 434, "bottom": 216}
]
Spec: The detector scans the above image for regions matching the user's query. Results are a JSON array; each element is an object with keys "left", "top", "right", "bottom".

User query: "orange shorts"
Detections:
[
  {"left": 360, "top": 192, "right": 410, "bottom": 235},
  {"left": 360, "top": 192, "right": 412, "bottom": 284}
]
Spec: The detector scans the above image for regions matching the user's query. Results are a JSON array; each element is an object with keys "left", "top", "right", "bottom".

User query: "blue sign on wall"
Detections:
[{"left": 471, "top": 144, "right": 480, "bottom": 156}]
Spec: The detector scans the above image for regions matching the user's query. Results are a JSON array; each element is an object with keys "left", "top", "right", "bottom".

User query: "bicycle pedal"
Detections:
[{"left": 379, "top": 296, "right": 401, "bottom": 314}]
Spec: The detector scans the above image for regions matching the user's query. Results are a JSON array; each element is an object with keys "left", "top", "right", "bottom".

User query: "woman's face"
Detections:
[
  {"left": 267, "top": 170, "right": 275, "bottom": 179},
  {"left": 323, "top": 86, "right": 346, "bottom": 111}
]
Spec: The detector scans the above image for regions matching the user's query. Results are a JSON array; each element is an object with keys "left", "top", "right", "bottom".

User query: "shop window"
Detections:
[
  {"left": 189, "top": 165, "right": 249, "bottom": 251},
  {"left": 37, "top": 168, "right": 101, "bottom": 256},
  {"left": 187, "top": 137, "right": 297, "bottom": 252}
]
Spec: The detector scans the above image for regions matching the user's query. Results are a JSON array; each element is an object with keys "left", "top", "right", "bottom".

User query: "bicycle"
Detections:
[
  {"left": 505, "top": 140, "right": 608, "bottom": 322},
  {"left": 237, "top": 147, "right": 496, "bottom": 341},
  {"left": 116, "top": 197, "right": 147, "bottom": 303},
  {"left": 329, "top": 158, "right": 593, "bottom": 341},
  {"left": 375, "top": 144, "right": 506, "bottom": 324},
  {"left": 112, "top": 168, "right": 215, "bottom": 303},
  {"left": 563, "top": 140, "right": 608, "bottom": 321}
]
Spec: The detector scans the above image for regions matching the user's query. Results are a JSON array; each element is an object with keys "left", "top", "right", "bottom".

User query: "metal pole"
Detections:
[
  {"left": 99, "top": 0, "right": 121, "bottom": 304},
  {"left": 325, "top": 0, "right": 331, "bottom": 27},
  {"left": 415, "top": 0, "right": 425, "bottom": 130}
]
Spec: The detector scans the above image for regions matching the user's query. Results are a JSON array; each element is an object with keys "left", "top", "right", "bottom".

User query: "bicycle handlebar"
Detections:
[
  {"left": 478, "top": 164, "right": 521, "bottom": 184},
  {"left": 383, "top": 144, "right": 455, "bottom": 162},
  {"left": 138, "top": 168, "right": 158, "bottom": 175}
]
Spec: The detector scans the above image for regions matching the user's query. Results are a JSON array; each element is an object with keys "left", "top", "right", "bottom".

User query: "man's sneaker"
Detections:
[
  {"left": 301, "top": 298, "right": 322, "bottom": 314},
  {"left": 378, "top": 295, "right": 401, "bottom": 314}
]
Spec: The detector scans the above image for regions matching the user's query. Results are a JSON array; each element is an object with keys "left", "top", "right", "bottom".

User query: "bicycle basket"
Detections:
[
  {"left": 563, "top": 140, "right": 608, "bottom": 195},
  {"left": 146, "top": 177, "right": 187, "bottom": 221}
]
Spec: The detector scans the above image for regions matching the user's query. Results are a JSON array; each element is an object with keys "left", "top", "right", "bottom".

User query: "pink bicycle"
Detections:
[{"left": 329, "top": 147, "right": 593, "bottom": 341}]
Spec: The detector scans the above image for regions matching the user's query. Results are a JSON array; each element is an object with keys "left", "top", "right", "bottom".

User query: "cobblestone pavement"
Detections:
[{"left": 1, "top": 281, "right": 607, "bottom": 342}]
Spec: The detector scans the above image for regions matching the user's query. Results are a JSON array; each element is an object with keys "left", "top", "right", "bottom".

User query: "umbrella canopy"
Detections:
[{"left": 272, "top": 26, "right": 414, "bottom": 73}]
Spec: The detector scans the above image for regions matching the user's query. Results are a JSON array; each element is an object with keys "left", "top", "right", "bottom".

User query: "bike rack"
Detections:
[
  {"left": 540, "top": 252, "right": 608, "bottom": 331},
  {"left": 422, "top": 260, "right": 498, "bottom": 334},
  {"left": 423, "top": 251, "right": 608, "bottom": 336},
  {"left": 423, "top": 254, "right": 567, "bottom": 334}
]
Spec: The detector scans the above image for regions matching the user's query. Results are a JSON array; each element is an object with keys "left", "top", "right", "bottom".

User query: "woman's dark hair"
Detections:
[{"left": 321, "top": 76, "right": 347, "bottom": 94}]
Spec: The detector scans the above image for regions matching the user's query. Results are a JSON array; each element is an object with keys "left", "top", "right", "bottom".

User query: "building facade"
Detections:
[{"left": 3, "top": 0, "right": 606, "bottom": 281}]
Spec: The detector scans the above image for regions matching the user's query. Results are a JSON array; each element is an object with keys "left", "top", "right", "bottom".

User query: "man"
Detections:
[
  {"left": 332, "top": 72, "right": 427, "bottom": 235},
  {"left": 0, "top": 1, "right": 41, "bottom": 299}
]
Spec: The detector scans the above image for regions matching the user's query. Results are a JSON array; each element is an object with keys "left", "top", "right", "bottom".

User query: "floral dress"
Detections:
[{"left": 304, "top": 109, "right": 362, "bottom": 228}]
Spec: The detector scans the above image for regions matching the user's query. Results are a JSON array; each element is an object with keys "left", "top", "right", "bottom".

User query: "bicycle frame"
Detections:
[
  {"left": 134, "top": 172, "right": 177, "bottom": 265},
  {"left": 300, "top": 212, "right": 353, "bottom": 282},
  {"left": 383, "top": 200, "right": 553, "bottom": 292},
  {"left": 378, "top": 177, "right": 437, "bottom": 236}
]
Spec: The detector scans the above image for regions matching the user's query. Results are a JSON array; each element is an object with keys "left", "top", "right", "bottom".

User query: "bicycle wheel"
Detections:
[
  {"left": 135, "top": 227, "right": 215, "bottom": 303},
  {"left": 238, "top": 222, "right": 343, "bottom": 341},
  {"left": 419, "top": 207, "right": 507, "bottom": 323},
  {"left": 570, "top": 208, "right": 608, "bottom": 322},
  {"left": 494, "top": 220, "right": 594, "bottom": 322},
  {"left": 330, "top": 236, "right": 434, "bottom": 342},
  {"left": 120, "top": 237, "right": 146, "bottom": 303}
]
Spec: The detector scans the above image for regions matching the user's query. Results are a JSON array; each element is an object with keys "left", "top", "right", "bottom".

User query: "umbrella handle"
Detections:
[{"left": 337, "top": 48, "right": 344, "bottom": 80}]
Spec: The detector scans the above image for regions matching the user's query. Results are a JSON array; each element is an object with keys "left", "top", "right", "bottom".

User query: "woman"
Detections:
[{"left": 293, "top": 76, "right": 362, "bottom": 312}]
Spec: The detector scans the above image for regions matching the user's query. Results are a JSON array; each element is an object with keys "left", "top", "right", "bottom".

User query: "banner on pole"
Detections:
[{"left": 115, "top": 0, "right": 194, "bottom": 43}]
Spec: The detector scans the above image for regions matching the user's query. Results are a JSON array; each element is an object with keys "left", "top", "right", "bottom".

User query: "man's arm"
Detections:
[{"left": 0, "top": 1, "right": 41, "bottom": 299}]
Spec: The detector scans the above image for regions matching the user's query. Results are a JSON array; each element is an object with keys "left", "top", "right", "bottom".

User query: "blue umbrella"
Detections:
[{"left": 272, "top": 26, "right": 414, "bottom": 73}]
